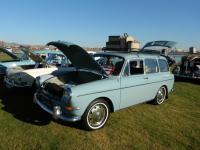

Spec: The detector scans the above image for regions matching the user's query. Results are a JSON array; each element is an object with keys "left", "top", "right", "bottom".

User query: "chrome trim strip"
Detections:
[
  {"left": 78, "top": 78, "right": 174, "bottom": 97},
  {"left": 34, "top": 94, "right": 81, "bottom": 122},
  {"left": 120, "top": 78, "right": 174, "bottom": 89}
]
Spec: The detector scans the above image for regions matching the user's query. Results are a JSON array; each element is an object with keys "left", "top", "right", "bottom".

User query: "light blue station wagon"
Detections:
[{"left": 34, "top": 41, "right": 174, "bottom": 130}]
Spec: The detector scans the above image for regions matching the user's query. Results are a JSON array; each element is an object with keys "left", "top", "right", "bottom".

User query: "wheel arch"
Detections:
[
  {"left": 161, "top": 85, "right": 168, "bottom": 99},
  {"left": 92, "top": 97, "right": 114, "bottom": 113},
  {"left": 81, "top": 96, "right": 113, "bottom": 130}
]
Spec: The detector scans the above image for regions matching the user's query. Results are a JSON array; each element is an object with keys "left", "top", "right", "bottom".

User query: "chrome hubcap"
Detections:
[
  {"left": 87, "top": 103, "right": 108, "bottom": 128},
  {"left": 157, "top": 87, "right": 166, "bottom": 104}
]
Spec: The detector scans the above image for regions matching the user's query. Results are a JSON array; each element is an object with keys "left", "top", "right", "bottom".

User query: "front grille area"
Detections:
[
  {"left": 37, "top": 88, "right": 61, "bottom": 103},
  {"left": 37, "top": 91, "right": 53, "bottom": 110},
  {"left": 43, "top": 82, "right": 64, "bottom": 98}
]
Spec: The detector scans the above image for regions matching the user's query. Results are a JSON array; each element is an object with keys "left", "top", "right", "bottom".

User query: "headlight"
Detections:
[
  {"left": 62, "top": 86, "right": 80, "bottom": 111},
  {"left": 63, "top": 86, "right": 72, "bottom": 100},
  {"left": 63, "top": 87, "right": 72, "bottom": 97}
]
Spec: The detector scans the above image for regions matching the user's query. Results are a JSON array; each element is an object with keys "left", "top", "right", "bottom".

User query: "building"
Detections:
[{"left": 0, "top": 41, "right": 5, "bottom": 47}]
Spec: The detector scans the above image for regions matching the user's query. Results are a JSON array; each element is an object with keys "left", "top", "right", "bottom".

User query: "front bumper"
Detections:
[{"left": 34, "top": 94, "right": 81, "bottom": 122}]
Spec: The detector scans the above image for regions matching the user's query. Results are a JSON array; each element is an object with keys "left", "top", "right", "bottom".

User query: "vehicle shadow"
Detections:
[
  {"left": 0, "top": 82, "right": 51, "bottom": 126},
  {"left": 54, "top": 120, "right": 84, "bottom": 130},
  {"left": 0, "top": 81, "right": 84, "bottom": 130},
  {"left": 175, "top": 77, "right": 200, "bottom": 85}
]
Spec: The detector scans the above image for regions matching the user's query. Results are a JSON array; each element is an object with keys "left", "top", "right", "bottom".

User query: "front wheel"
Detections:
[
  {"left": 82, "top": 99, "right": 110, "bottom": 130},
  {"left": 153, "top": 86, "right": 167, "bottom": 105}
]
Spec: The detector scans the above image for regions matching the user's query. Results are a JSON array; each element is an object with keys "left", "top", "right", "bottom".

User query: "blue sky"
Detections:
[{"left": 0, "top": 0, "right": 199, "bottom": 49}]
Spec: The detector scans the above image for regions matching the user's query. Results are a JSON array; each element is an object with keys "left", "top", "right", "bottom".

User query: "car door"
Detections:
[
  {"left": 143, "top": 58, "right": 162, "bottom": 100},
  {"left": 120, "top": 59, "right": 150, "bottom": 109}
]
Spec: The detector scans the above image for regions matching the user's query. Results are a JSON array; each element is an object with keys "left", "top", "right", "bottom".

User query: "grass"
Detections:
[
  {"left": 0, "top": 53, "right": 15, "bottom": 61},
  {"left": 0, "top": 81, "right": 199, "bottom": 150}
]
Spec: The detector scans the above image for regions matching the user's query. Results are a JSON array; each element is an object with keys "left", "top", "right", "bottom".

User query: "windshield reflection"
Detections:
[{"left": 93, "top": 54, "right": 124, "bottom": 76}]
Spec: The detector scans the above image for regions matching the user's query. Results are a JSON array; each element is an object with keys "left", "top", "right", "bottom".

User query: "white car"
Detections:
[
  {"left": 4, "top": 50, "right": 68, "bottom": 89},
  {"left": 87, "top": 50, "right": 96, "bottom": 56}
]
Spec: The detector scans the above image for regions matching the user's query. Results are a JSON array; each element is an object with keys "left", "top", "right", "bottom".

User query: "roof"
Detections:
[{"left": 95, "top": 50, "right": 166, "bottom": 60}]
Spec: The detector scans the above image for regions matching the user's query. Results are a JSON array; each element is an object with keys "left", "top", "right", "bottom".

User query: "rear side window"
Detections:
[
  {"left": 158, "top": 59, "right": 169, "bottom": 72},
  {"left": 144, "top": 59, "right": 158, "bottom": 74}
]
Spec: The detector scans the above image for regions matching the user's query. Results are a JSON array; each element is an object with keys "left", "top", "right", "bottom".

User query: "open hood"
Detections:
[
  {"left": 0, "top": 46, "right": 44, "bottom": 63},
  {"left": 20, "top": 47, "right": 44, "bottom": 63},
  {"left": 0, "top": 47, "right": 19, "bottom": 60},
  {"left": 28, "top": 51, "right": 45, "bottom": 63},
  {"left": 142, "top": 41, "right": 177, "bottom": 50},
  {"left": 47, "top": 41, "right": 107, "bottom": 77}
]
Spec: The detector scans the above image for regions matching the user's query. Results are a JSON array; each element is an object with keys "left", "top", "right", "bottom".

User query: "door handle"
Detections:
[{"left": 144, "top": 77, "right": 148, "bottom": 79}]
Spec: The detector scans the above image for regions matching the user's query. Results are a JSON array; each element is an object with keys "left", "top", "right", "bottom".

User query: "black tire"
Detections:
[
  {"left": 82, "top": 99, "right": 110, "bottom": 130},
  {"left": 153, "top": 86, "right": 167, "bottom": 105}
]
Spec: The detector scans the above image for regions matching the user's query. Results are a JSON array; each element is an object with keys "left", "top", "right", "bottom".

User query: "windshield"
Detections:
[
  {"left": 19, "top": 51, "right": 30, "bottom": 60},
  {"left": 46, "top": 53, "right": 68, "bottom": 67},
  {"left": 93, "top": 54, "right": 124, "bottom": 76}
]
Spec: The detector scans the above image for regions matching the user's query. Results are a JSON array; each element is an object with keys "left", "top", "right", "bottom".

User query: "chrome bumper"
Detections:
[{"left": 34, "top": 94, "right": 81, "bottom": 122}]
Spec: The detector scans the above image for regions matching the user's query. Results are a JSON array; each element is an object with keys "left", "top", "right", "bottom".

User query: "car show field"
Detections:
[
  {"left": 0, "top": 81, "right": 199, "bottom": 150},
  {"left": 1, "top": 0, "right": 199, "bottom": 149}
]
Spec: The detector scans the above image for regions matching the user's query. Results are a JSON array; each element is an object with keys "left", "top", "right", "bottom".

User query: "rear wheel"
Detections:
[
  {"left": 82, "top": 99, "right": 110, "bottom": 130},
  {"left": 153, "top": 86, "right": 167, "bottom": 105}
]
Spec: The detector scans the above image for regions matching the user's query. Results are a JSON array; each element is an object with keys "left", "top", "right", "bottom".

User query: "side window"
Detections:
[
  {"left": 158, "top": 59, "right": 169, "bottom": 72},
  {"left": 129, "top": 60, "right": 144, "bottom": 75},
  {"left": 145, "top": 59, "right": 158, "bottom": 74}
]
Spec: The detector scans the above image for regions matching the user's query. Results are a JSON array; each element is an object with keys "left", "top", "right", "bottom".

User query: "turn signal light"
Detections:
[{"left": 65, "top": 106, "right": 80, "bottom": 111}]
